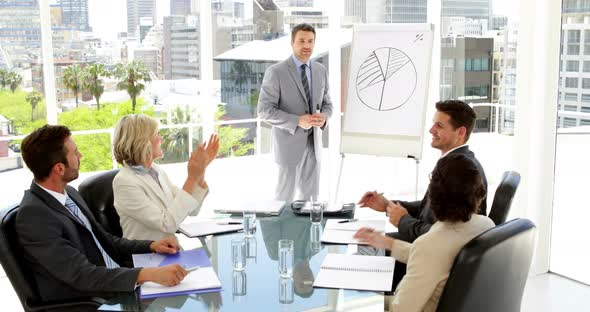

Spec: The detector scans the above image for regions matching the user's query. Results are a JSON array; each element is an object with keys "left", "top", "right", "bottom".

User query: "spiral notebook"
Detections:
[{"left": 313, "top": 254, "right": 394, "bottom": 292}]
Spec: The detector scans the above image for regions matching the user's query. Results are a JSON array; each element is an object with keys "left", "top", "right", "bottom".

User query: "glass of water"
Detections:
[
  {"left": 278, "top": 239, "right": 294, "bottom": 277},
  {"left": 232, "top": 270, "right": 247, "bottom": 296},
  {"left": 310, "top": 223, "right": 322, "bottom": 254},
  {"left": 278, "top": 276, "right": 294, "bottom": 304},
  {"left": 243, "top": 207, "right": 256, "bottom": 237},
  {"left": 309, "top": 196, "right": 323, "bottom": 224},
  {"left": 231, "top": 238, "right": 246, "bottom": 271}
]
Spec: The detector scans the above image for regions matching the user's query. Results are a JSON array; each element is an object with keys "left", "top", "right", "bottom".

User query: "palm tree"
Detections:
[
  {"left": 7, "top": 71, "right": 22, "bottom": 93},
  {"left": 82, "top": 63, "right": 110, "bottom": 110},
  {"left": 25, "top": 91, "right": 43, "bottom": 121},
  {"left": 114, "top": 60, "right": 151, "bottom": 112},
  {"left": 63, "top": 64, "right": 83, "bottom": 108},
  {"left": 0, "top": 69, "right": 8, "bottom": 89}
]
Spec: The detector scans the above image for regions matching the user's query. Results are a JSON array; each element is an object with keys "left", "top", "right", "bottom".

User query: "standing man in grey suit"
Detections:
[
  {"left": 258, "top": 23, "right": 333, "bottom": 202},
  {"left": 16, "top": 125, "right": 189, "bottom": 309}
]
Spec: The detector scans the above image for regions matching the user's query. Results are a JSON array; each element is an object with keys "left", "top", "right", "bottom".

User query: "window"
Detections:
[
  {"left": 568, "top": 30, "right": 581, "bottom": 55},
  {"left": 565, "top": 77, "right": 579, "bottom": 88},
  {"left": 584, "top": 61, "right": 590, "bottom": 72},
  {"left": 585, "top": 30, "right": 590, "bottom": 55},
  {"left": 567, "top": 60, "right": 580, "bottom": 72},
  {"left": 563, "top": 117, "right": 578, "bottom": 127},
  {"left": 566, "top": 93, "right": 579, "bottom": 101},
  {"left": 581, "top": 119, "right": 590, "bottom": 125},
  {"left": 564, "top": 105, "right": 578, "bottom": 111}
]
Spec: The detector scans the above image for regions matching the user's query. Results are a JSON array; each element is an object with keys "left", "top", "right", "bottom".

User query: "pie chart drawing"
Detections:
[{"left": 356, "top": 47, "right": 417, "bottom": 111}]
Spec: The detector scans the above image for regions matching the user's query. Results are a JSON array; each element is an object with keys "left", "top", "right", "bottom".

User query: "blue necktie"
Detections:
[
  {"left": 65, "top": 197, "right": 119, "bottom": 269},
  {"left": 300, "top": 64, "right": 312, "bottom": 113}
]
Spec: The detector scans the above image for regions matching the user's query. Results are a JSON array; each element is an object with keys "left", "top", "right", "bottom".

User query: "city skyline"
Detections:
[{"left": 88, "top": 0, "right": 519, "bottom": 42}]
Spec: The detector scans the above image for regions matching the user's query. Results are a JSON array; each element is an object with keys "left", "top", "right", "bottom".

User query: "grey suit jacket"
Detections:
[
  {"left": 257, "top": 56, "right": 333, "bottom": 165},
  {"left": 15, "top": 182, "right": 152, "bottom": 302}
]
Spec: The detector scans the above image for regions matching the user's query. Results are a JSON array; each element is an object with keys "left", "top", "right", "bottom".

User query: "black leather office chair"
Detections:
[
  {"left": 78, "top": 169, "right": 123, "bottom": 237},
  {"left": 436, "top": 218, "right": 536, "bottom": 312},
  {"left": 488, "top": 171, "right": 521, "bottom": 225},
  {"left": 0, "top": 205, "right": 103, "bottom": 311}
]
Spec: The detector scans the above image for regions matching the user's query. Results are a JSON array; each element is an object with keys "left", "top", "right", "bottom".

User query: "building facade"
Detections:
[
  {"left": 126, "top": 0, "right": 156, "bottom": 39},
  {"left": 441, "top": 37, "right": 494, "bottom": 132}
]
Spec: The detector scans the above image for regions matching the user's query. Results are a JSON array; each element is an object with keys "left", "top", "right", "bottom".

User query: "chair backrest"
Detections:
[
  {"left": 0, "top": 205, "right": 43, "bottom": 310},
  {"left": 78, "top": 169, "right": 122, "bottom": 237},
  {"left": 436, "top": 218, "right": 536, "bottom": 312},
  {"left": 488, "top": 171, "right": 521, "bottom": 225}
]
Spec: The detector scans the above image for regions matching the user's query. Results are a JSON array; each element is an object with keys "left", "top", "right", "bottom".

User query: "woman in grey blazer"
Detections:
[
  {"left": 112, "top": 114, "right": 219, "bottom": 241},
  {"left": 355, "top": 154, "right": 495, "bottom": 312}
]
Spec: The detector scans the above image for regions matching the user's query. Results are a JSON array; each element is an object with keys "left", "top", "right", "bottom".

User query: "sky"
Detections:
[{"left": 88, "top": 0, "right": 519, "bottom": 42}]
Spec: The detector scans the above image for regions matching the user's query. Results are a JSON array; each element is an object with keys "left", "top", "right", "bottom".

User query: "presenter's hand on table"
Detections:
[
  {"left": 386, "top": 202, "right": 409, "bottom": 227},
  {"left": 138, "top": 237, "right": 186, "bottom": 286},
  {"left": 354, "top": 227, "right": 394, "bottom": 250},
  {"left": 358, "top": 191, "right": 389, "bottom": 212},
  {"left": 298, "top": 113, "right": 326, "bottom": 129},
  {"left": 185, "top": 134, "right": 218, "bottom": 190}
]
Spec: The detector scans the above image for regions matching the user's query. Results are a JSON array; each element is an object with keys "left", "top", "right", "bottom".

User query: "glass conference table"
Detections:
[{"left": 99, "top": 209, "right": 385, "bottom": 311}]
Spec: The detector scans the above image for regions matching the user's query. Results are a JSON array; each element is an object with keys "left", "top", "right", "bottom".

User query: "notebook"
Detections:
[
  {"left": 313, "top": 254, "right": 394, "bottom": 292},
  {"left": 178, "top": 219, "right": 244, "bottom": 238},
  {"left": 133, "top": 248, "right": 222, "bottom": 299},
  {"left": 214, "top": 200, "right": 286, "bottom": 216},
  {"left": 320, "top": 219, "right": 385, "bottom": 245}
]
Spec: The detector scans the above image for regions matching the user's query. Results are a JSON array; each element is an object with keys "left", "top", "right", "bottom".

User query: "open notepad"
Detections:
[
  {"left": 320, "top": 219, "right": 385, "bottom": 245},
  {"left": 178, "top": 219, "right": 244, "bottom": 238},
  {"left": 214, "top": 200, "right": 286, "bottom": 216},
  {"left": 313, "top": 254, "right": 394, "bottom": 292},
  {"left": 133, "top": 248, "right": 222, "bottom": 299}
]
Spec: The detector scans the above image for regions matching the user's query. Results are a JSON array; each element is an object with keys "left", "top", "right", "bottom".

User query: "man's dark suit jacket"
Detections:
[
  {"left": 396, "top": 146, "right": 488, "bottom": 243},
  {"left": 15, "top": 182, "right": 153, "bottom": 302}
]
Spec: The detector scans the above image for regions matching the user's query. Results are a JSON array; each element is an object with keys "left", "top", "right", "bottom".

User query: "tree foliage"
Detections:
[
  {"left": 63, "top": 64, "right": 83, "bottom": 108},
  {"left": 215, "top": 106, "right": 254, "bottom": 158},
  {"left": 7, "top": 71, "right": 23, "bottom": 93},
  {"left": 114, "top": 60, "right": 151, "bottom": 112},
  {"left": 25, "top": 91, "right": 43, "bottom": 122},
  {"left": 81, "top": 63, "right": 110, "bottom": 111}
]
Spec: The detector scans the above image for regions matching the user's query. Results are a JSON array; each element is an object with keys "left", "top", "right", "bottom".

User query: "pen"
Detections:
[
  {"left": 338, "top": 219, "right": 358, "bottom": 224},
  {"left": 217, "top": 222, "right": 242, "bottom": 225},
  {"left": 184, "top": 266, "right": 200, "bottom": 272}
]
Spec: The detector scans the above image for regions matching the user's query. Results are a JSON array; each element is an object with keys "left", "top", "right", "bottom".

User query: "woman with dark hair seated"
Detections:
[{"left": 354, "top": 153, "right": 494, "bottom": 311}]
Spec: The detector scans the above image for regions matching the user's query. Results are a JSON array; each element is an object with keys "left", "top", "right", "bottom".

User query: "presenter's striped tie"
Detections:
[
  {"left": 300, "top": 64, "right": 312, "bottom": 111},
  {"left": 64, "top": 197, "right": 119, "bottom": 269}
]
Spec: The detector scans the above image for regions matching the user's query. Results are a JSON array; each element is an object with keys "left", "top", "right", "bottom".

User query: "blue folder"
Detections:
[{"left": 133, "top": 248, "right": 222, "bottom": 299}]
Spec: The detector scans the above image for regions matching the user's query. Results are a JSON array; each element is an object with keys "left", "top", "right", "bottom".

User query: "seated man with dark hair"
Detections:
[
  {"left": 16, "top": 125, "right": 189, "bottom": 310},
  {"left": 355, "top": 154, "right": 495, "bottom": 311},
  {"left": 358, "top": 100, "right": 488, "bottom": 287}
]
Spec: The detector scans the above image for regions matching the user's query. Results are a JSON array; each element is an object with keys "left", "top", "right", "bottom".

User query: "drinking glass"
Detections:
[
  {"left": 278, "top": 239, "right": 294, "bottom": 277},
  {"left": 243, "top": 207, "right": 256, "bottom": 237},
  {"left": 309, "top": 196, "right": 323, "bottom": 224},
  {"left": 231, "top": 238, "right": 246, "bottom": 271},
  {"left": 278, "top": 277, "right": 294, "bottom": 304}
]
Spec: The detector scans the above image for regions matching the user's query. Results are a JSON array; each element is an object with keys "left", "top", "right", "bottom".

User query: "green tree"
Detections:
[
  {"left": 25, "top": 91, "right": 43, "bottom": 121},
  {"left": 0, "top": 69, "right": 8, "bottom": 89},
  {"left": 82, "top": 63, "right": 110, "bottom": 111},
  {"left": 63, "top": 64, "right": 83, "bottom": 108},
  {"left": 160, "top": 106, "right": 190, "bottom": 164},
  {"left": 215, "top": 106, "right": 254, "bottom": 158},
  {"left": 0, "top": 90, "right": 46, "bottom": 134},
  {"left": 58, "top": 99, "right": 155, "bottom": 172},
  {"left": 7, "top": 71, "right": 22, "bottom": 93},
  {"left": 114, "top": 60, "right": 151, "bottom": 112}
]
